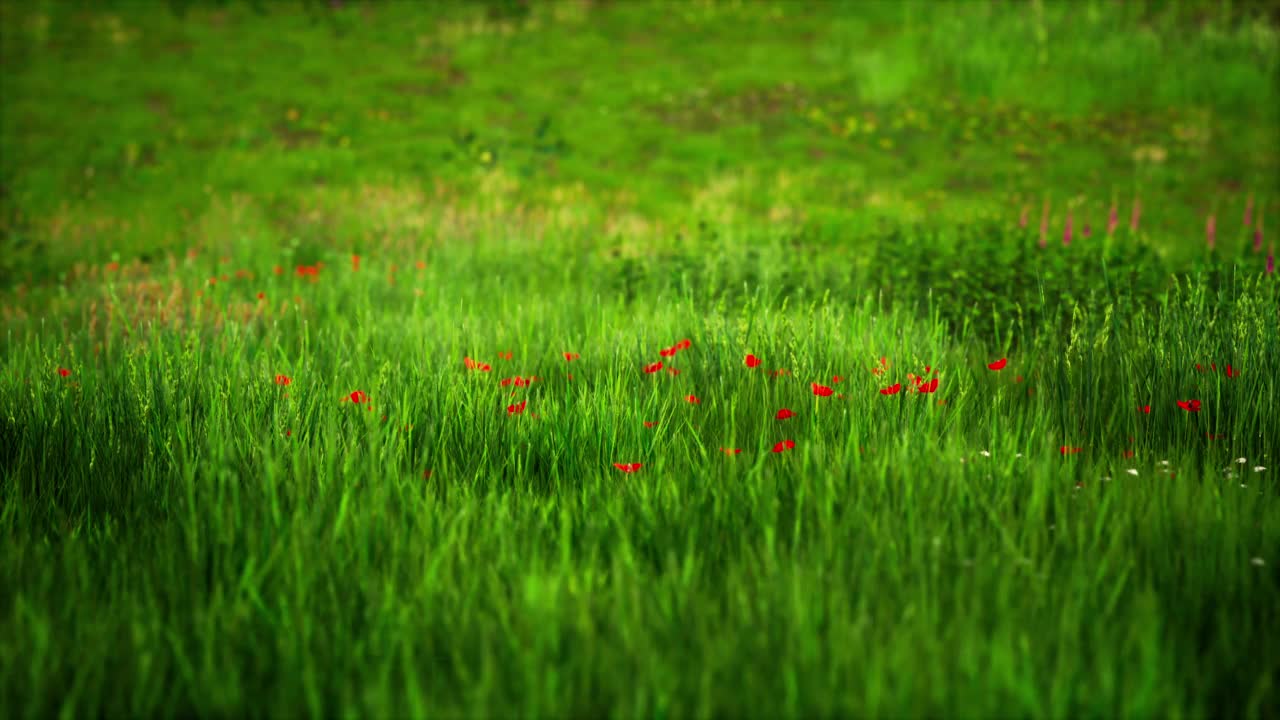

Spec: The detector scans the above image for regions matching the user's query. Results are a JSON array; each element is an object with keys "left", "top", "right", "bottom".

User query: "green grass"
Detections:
[{"left": 2, "top": 0, "right": 1279, "bottom": 718}]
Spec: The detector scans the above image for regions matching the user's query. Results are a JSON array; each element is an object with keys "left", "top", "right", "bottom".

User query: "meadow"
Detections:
[{"left": 2, "top": 0, "right": 1279, "bottom": 717}]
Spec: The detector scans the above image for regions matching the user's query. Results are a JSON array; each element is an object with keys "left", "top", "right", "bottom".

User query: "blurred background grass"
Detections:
[{"left": 2, "top": 0, "right": 1278, "bottom": 285}]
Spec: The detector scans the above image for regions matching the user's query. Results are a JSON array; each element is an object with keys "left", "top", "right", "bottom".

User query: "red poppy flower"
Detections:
[
  {"left": 775, "top": 408, "right": 795, "bottom": 420},
  {"left": 1059, "top": 446, "right": 1083, "bottom": 455},
  {"left": 1123, "top": 450, "right": 1135, "bottom": 458},
  {"left": 918, "top": 377, "right": 939, "bottom": 394},
  {"left": 1014, "top": 375, "right": 1024, "bottom": 383},
  {"left": 880, "top": 383, "right": 902, "bottom": 395},
  {"left": 659, "top": 346, "right": 678, "bottom": 358},
  {"left": 351, "top": 254, "right": 361, "bottom": 271},
  {"left": 274, "top": 374, "right": 292, "bottom": 386},
  {"left": 1176, "top": 399, "right": 1202, "bottom": 412},
  {"left": 771, "top": 439, "right": 796, "bottom": 453},
  {"left": 564, "top": 352, "right": 580, "bottom": 362},
  {"left": 497, "top": 351, "right": 513, "bottom": 361},
  {"left": 613, "top": 463, "right": 642, "bottom": 473},
  {"left": 676, "top": 339, "right": 692, "bottom": 350},
  {"left": 349, "top": 390, "right": 369, "bottom": 404},
  {"left": 1226, "top": 364, "right": 1239, "bottom": 378},
  {"left": 464, "top": 357, "right": 492, "bottom": 372},
  {"left": 257, "top": 292, "right": 266, "bottom": 300},
  {"left": 770, "top": 368, "right": 791, "bottom": 377},
  {"left": 720, "top": 447, "right": 742, "bottom": 455},
  {"left": 56, "top": 367, "right": 71, "bottom": 378},
  {"left": 1140, "top": 405, "right": 1150, "bottom": 414},
  {"left": 285, "top": 430, "right": 292, "bottom": 437},
  {"left": 745, "top": 354, "right": 761, "bottom": 368},
  {"left": 811, "top": 382, "right": 834, "bottom": 397},
  {"left": 507, "top": 400, "right": 527, "bottom": 415},
  {"left": 644, "top": 361, "right": 663, "bottom": 374},
  {"left": 686, "top": 394, "right": 700, "bottom": 404},
  {"left": 987, "top": 358, "right": 1007, "bottom": 371},
  {"left": 832, "top": 375, "right": 844, "bottom": 384},
  {"left": 667, "top": 367, "right": 681, "bottom": 376},
  {"left": 644, "top": 421, "right": 657, "bottom": 428},
  {"left": 423, "top": 469, "right": 432, "bottom": 478},
  {"left": 871, "top": 356, "right": 889, "bottom": 375}
]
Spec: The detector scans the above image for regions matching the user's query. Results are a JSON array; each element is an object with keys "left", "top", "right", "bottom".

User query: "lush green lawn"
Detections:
[{"left": 2, "top": 1, "right": 1278, "bottom": 718}]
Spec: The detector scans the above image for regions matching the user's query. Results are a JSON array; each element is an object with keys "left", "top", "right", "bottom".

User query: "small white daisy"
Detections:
[
  {"left": 1126, "top": 468, "right": 1139, "bottom": 476},
  {"left": 1015, "top": 453, "right": 1023, "bottom": 458},
  {"left": 979, "top": 450, "right": 991, "bottom": 458},
  {"left": 1251, "top": 557, "right": 1266, "bottom": 567},
  {"left": 1255, "top": 466, "right": 1267, "bottom": 472},
  {"left": 1236, "top": 457, "right": 1247, "bottom": 464}
]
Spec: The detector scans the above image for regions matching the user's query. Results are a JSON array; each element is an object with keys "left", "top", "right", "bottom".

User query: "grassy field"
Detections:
[{"left": 2, "top": 0, "right": 1279, "bottom": 717}]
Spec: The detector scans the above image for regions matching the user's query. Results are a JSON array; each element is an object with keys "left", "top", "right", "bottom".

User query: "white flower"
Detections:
[
  {"left": 1236, "top": 457, "right": 1247, "bottom": 464},
  {"left": 1102, "top": 476, "right": 1112, "bottom": 482},
  {"left": 1015, "top": 453, "right": 1023, "bottom": 458},
  {"left": 1251, "top": 557, "right": 1266, "bottom": 567},
  {"left": 979, "top": 450, "right": 991, "bottom": 458},
  {"left": 1255, "top": 466, "right": 1267, "bottom": 472},
  {"left": 1126, "top": 468, "right": 1139, "bottom": 476},
  {"left": 1159, "top": 460, "right": 1170, "bottom": 466}
]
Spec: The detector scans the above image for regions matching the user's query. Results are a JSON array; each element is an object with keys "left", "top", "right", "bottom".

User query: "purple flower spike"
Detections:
[{"left": 1082, "top": 224, "right": 1092, "bottom": 238}]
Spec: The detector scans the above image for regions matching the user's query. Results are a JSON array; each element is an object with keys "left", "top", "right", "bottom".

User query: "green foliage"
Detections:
[{"left": 1, "top": 1, "right": 1278, "bottom": 718}]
